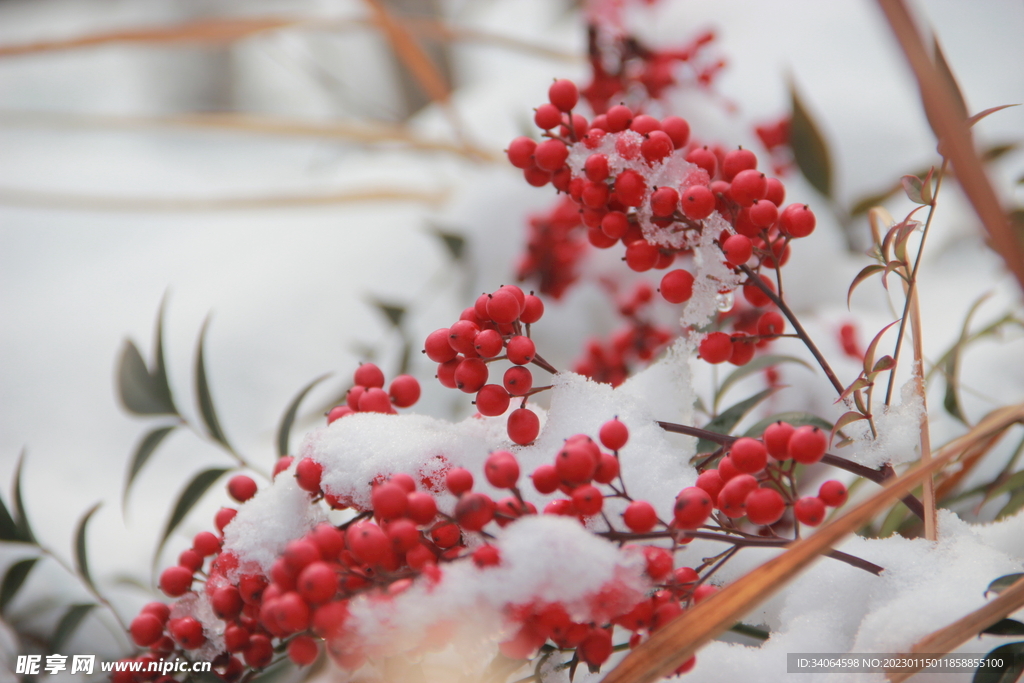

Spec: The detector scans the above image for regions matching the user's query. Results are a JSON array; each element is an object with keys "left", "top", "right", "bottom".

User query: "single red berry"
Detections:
[
  {"left": 722, "top": 234, "right": 753, "bottom": 266},
  {"left": 661, "top": 116, "right": 691, "bottom": 148},
  {"left": 548, "top": 79, "right": 579, "bottom": 112},
  {"left": 745, "top": 487, "right": 786, "bottom": 525},
  {"left": 743, "top": 274, "right": 775, "bottom": 308},
  {"left": 765, "top": 177, "right": 786, "bottom": 205},
  {"left": 651, "top": 601, "right": 683, "bottom": 632},
  {"left": 388, "top": 375, "right": 420, "bottom": 408},
  {"left": 372, "top": 482, "right": 408, "bottom": 520},
  {"left": 446, "top": 467, "right": 473, "bottom": 495},
  {"left": 296, "top": 562, "right": 337, "bottom": 605},
  {"left": 763, "top": 421, "right": 795, "bottom": 459},
  {"left": 310, "top": 523, "right": 344, "bottom": 560},
  {"left": 717, "top": 456, "right": 739, "bottom": 482},
  {"left": 674, "top": 487, "right": 713, "bottom": 528},
  {"left": 520, "top": 294, "right": 544, "bottom": 324},
  {"left": 224, "top": 625, "right": 249, "bottom": 653},
  {"left": 605, "top": 104, "right": 634, "bottom": 132},
  {"left": 641, "top": 131, "right": 674, "bottom": 164},
  {"left": 159, "top": 566, "right": 193, "bottom": 597},
  {"left": 353, "top": 363, "right": 385, "bottom": 389},
  {"left": 643, "top": 546, "right": 674, "bottom": 580},
  {"left": 327, "top": 405, "right": 353, "bottom": 423},
  {"left": 485, "top": 451, "right": 520, "bottom": 489},
  {"left": 695, "top": 469, "right": 724, "bottom": 504},
  {"left": 680, "top": 184, "right": 715, "bottom": 220},
  {"left": 581, "top": 180, "right": 609, "bottom": 208},
  {"left": 476, "top": 384, "right": 511, "bottom": 417},
  {"left": 358, "top": 386, "right": 393, "bottom": 413},
  {"left": 534, "top": 139, "right": 569, "bottom": 172},
  {"left": 614, "top": 170, "right": 647, "bottom": 207},
  {"left": 729, "top": 334, "right": 757, "bottom": 366},
  {"left": 780, "top": 204, "right": 816, "bottom": 238},
  {"left": 169, "top": 617, "right": 205, "bottom": 650},
  {"left": 749, "top": 198, "right": 779, "bottom": 227},
  {"left": 717, "top": 474, "right": 758, "bottom": 518},
  {"left": 686, "top": 146, "right": 718, "bottom": 177},
  {"left": 794, "top": 497, "right": 826, "bottom": 526},
  {"left": 346, "top": 522, "right": 391, "bottom": 566},
  {"left": 507, "top": 408, "right": 540, "bottom": 445},
  {"left": 406, "top": 491, "right": 437, "bottom": 524},
  {"left": 472, "top": 544, "right": 501, "bottom": 568},
  {"left": 757, "top": 311, "right": 786, "bottom": 337},
  {"left": 584, "top": 153, "right": 610, "bottom": 182},
  {"left": 436, "top": 356, "right": 462, "bottom": 389},
  {"left": 601, "top": 211, "right": 630, "bottom": 240},
  {"left": 454, "top": 358, "right": 489, "bottom": 393},
  {"left": 506, "top": 335, "right": 536, "bottom": 365},
  {"left": 211, "top": 585, "right": 243, "bottom": 620},
  {"left": 486, "top": 289, "right": 522, "bottom": 324},
  {"left": 192, "top": 531, "right": 220, "bottom": 557},
  {"left": 245, "top": 633, "right": 274, "bottom": 668},
  {"left": 630, "top": 114, "right": 661, "bottom": 135},
  {"left": 625, "top": 240, "right": 660, "bottom": 272},
  {"left": 295, "top": 457, "right": 323, "bottom": 493},
  {"left": 532, "top": 464, "right": 559, "bottom": 494},
  {"left": 788, "top": 426, "right": 828, "bottom": 464},
  {"left": 721, "top": 147, "right": 758, "bottom": 181},
  {"left": 506, "top": 137, "right": 537, "bottom": 169},
  {"left": 288, "top": 635, "right": 319, "bottom": 666},
  {"left": 734, "top": 206, "right": 759, "bottom": 237},
  {"left": 819, "top": 480, "right": 848, "bottom": 507},
  {"left": 623, "top": 500, "right": 657, "bottom": 532},
  {"left": 425, "top": 328, "right": 458, "bottom": 362},
  {"left": 578, "top": 628, "right": 613, "bottom": 666},
  {"left": 729, "top": 169, "right": 768, "bottom": 206},
  {"left": 448, "top": 319, "right": 480, "bottom": 354},
  {"left": 455, "top": 492, "right": 496, "bottom": 531},
  {"left": 178, "top": 549, "right": 203, "bottom": 572},
  {"left": 523, "top": 166, "right": 551, "bottom": 187},
  {"left": 598, "top": 420, "right": 629, "bottom": 453},
  {"left": 503, "top": 366, "right": 533, "bottom": 395},
  {"left": 130, "top": 613, "right": 164, "bottom": 647},
  {"left": 472, "top": 329, "right": 502, "bottom": 358},
  {"left": 699, "top": 332, "right": 733, "bottom": 364},
  {"left": 556, "top": 443, "right": 597, "bottom": 485},
  {"left": 534, "top": 103, "right": 562, "bottom": 130},
  {"left": 659, "top": 269, "right": 695, "bottom": 304},
  {"left": 226, "top": 475, "right": 257, "bottom": 503},
  {"left": 650, "top": 186, "right": 679, "bottom": 217},
  {"left": 572, "top": 484, "right": 603, "bottom": 516},
  {"left": 729, "top": 438, "right": 768, "bottom": 474},
  {"left": 390, "top": 473, "right": 418, "bottom": 493},
  {"left": 215, "top": 507, "right": 237, "bottom": 534}
]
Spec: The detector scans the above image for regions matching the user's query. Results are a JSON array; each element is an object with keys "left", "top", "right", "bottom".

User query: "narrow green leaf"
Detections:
[
  {"left": 696, "top": 388, "right": 775, "bottom": 453},
  {"left": 13, "top": 450, "right": 34, "bottom": 544},
  {"left": 833, "top": 411, "right": 869, "bottom": 436},
  {"left": 743, "top": 412, "right": 833, "bottom": 438},
  {"left": 944, "top": 293, "right": 992, "bottom": 426},
  {"left": 996, "top": 488, "right": 1024, "bottom": 521},
  {"left": 983, "top": 619, "right": 1024, "bottom": 637},
  {"left": 715, "top": 355, "right": 813, "bottom": 411},
  {"left": 871, "top": 355, "right": 895, "bottom": 374},
  {"left": 879, "top": 499, "right": 911, "bottom": 538},
  {"left": 117, "top": 340, "right": 176, "bottom": 415},
  {"left": 276, "top": 373, "right": 331, "bottom": 457},
  {"left": 988, "top": 470, "right": 1024, "bottom": 500},
  {"left": 789, "top": 82, "right": 833, "bottom": 198},
  {"left": 849, "top": 189, "right": 899, "bottom": 217},
  {"left": 982, "top": 143, "right": 1018, "bottom": 163},
  {"left": 50, "top": 603, "right": 95, "bottom": 651},
  {"left": 369, "top": 299, "right": 406, "bottom": 328},
  {"left": 863, "top": 320, "right": 901, "bottom": 376},
  {"left": 74, "top": 503, "right": 102, "bottom": 595},
  {"left": 124, "top": 426, "right": 177, "bottom": 509},
  {"left": 972, "top": 641, "right": 1024, "bottom": 683},
  {"left": 429, "top": 226, "right": 466, "bottom": 261},
  {"left": 150, "top": 293, "right": 178, "bottom": 416},
  {"left": 0, "top": 491, "right": 17, "bottom": 542},
  {"left": 195, "top": 316, "right": 233, "bottom": 453},
  {"left": 848, "top": 264, "right": 885, "bottom": 308},
  {"left": 157, "top": 468, "right": 229, "bottom": 561},
  {"left": 987, "top": 573, "right": 1024, "bottom": 596},
  {"left": 0, "top": 558, "right": 38, "bottom": 614}
]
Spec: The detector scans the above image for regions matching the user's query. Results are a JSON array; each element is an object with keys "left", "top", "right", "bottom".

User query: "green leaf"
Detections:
[
  {"left": 369, "top": 299, "right": 406, "bottom": 328},
  {"left": 277, "top": 373, "right": 332, "bottom": 457},
  {"left": 156, "top": 468, "right": 229, "bottom": 562},
  {"left": 151, "top": 293, "right": 178, "bottom": 415},
  {"left": 50, "top": 603, "right": 95, "bottom": 651},
  {"left": 983, "top": 619, "right": 1024, "bottom": 637},
  {"left": 0, "top": 490, "right": 17, "bottom": 542},
  {"left": 0, "top": 558, "right": 38, "bottom": 614},
  {"left": 124, "top": 426, "right": 177, "bottom": 509},
  {"left": 982, "top": 143, "right": 1018, "bottom": 162},
  {"left": 74, "top": 503, "right": 102, "bottom": 595},
  {"left": 696, "top": 387, "right": 775, "bottom": 453},
  {"left": 195, "top": 316, "right": 233, "bottom": 453},
  {"left": 848, "top": 264, "right": 885, "bottom": 308},
  {"left": 987, "top": 573, "right": 1024, "bottom": 596},
  {"left": 117, "top": 340, "right": 177, "bottom": 415},
  {"left": 789, "top": 82, "right": 833, "bottom": 198},
  {"left": 743, "top": 412, "right": 833, "bottom": 438},
  {"left": 879, "top": 499, "right": 912, "bottom": 538},
  {"left": 715, "top": 355, "right": 813, "bottom": 411},
  {"left": 901, "top": 175, "right": 928, "bottom": 205},
  {"left": 849, "top": 188, "right": 899, "bottom": 217},
  {"left": 863, "top": 319, "right": 901, "bottom": 376},
  {"left": 13, "top": 450, "right": 34, "bottom": 544},
  {"left": 972, "top": 641, "right": 1024, "bottom": 683},
  {"left": 996, "top": 488, "right": 1024, "bottom": 521},
  {"left": 837, "top": 377, "right": 871, "bottom": 404},
  {"left": 429, "top": 226, "right": 466, "bottom": 262}
]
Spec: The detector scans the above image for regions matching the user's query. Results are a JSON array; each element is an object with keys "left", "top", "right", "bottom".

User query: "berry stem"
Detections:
[
  {"left": 738, "top": 264, "right": 845, "bottom": 396},
  {"left": 530, "top": 352, "right": 559, "bottom": 374}
]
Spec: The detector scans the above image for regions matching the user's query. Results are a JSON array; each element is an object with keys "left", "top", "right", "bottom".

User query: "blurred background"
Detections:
[{"left": 1, "top": 0, "right": 1023, "bottom": 677}]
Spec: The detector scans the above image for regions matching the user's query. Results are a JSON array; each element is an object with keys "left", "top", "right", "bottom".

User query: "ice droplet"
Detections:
[{"left": 715, "top": 290, "right": 735, "bottom": 312}]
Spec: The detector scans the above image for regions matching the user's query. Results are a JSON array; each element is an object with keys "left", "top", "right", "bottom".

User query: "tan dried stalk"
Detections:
[{"left": 602, "top": 402, "right": 1024, "bottom": 683}]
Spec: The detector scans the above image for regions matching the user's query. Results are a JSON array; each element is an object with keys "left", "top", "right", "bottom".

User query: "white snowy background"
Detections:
[{"left": 1, "top": 0, "right": 1024, "bottom": 681}]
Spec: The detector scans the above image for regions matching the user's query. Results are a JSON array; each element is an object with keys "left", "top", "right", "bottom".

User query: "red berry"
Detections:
[
  {"left": 717, "top": 474, "right": 758, "bottom": 518},
  {"left": 763, "top": 421, "right": 795, "bottom": 459},
  {"left": 506, "top": 137, "right": 537, "bottom": 169},
  {"left": 506, "top": 336, "right": 536, "bottom": 365},
  {"left": 780, "top": 203, "right": 816, "bottom": 238},
  {"left": 584, "top": 153, "right": 610, "bottom": 182},
  {"left": 448, "top": 319, "right": 480, "bottom": 354},
  {"left": 699, "top": 332, "right": 733, "bottom": 364},
  {"left": 178, "top": 549, "right": 203, "bottom": 572},
  {"left": 227, "top": 475, "right": 257, "bottom": 503},
  {"left": 729, "top": 438, "right": 768, "bottom": 474},
  {"left": 819, "top": 480, "right": 848, "bottom": 507},
  {"left": 446, "top": 468, "right": 473, "bottom": 495},
  {"left": 169, "top": 617, "right": 205, "bottom": 650},
  {"left": 484, "top": 451, "right": 520, "bottom": 489},
  {"left": 523, "top": 166, "right": 551, "bottom": 187},
  {"left": 486, "top": 289, "right": 522, "bottom": 324},
  {"left": 794, "top": 497, "right": 826, "bottom": 526},
  {"left": 680, "top": 184, "right": 715, "bottom": 220},
  {"left": 605, "top": 105, "right": 633, "bottom": 132},
  {"left": 548, "top": 79, "right": 579, "bottom": 112},
  {"left": 520, "top": 294, "right": 544, "bottom": 324},
  {"left": 476, "top": 384, "right": 511, "bottom": 416},
  {"left": 425, "top": 328, "right": 458, "bottom": 362},
  {"left": 643, "top": 546, "right": 674, "bottom": 580},
  {"left": 372, "top": 482, "right": 408, "bottom": 520},
  {"left": 625, "top": 240, "right": 660, "bottom": 272},
  {"left": 534, "top": 103, "right": 562, "bottom": 130},
  {"left": 729, "top": 169, "right": 768, "bottom": 206},
  {"left": 224, "top": 625, "right": 249, "bottom": 653},
  {"left": 729, "top": 334, "right": 756, "bottom": 366},
  {"left": 472, "top": 544, "right": 501, "bottom": 568},
  {"left": 455, "top": 492, "right": 496, "bottom": 531},
  {"left": 685, "top": 146, "right": 717, "bottom": 177},
  {"left": 388, "top": 375, "right": 420, "bottom": 408},
  {"left": 390, "top": 473, "right": 417, "bottom": 494},
  {"left": 765, "top": 177, "right": 786, "bottom": 205},
  {"left": 406, "top": 491, "right": 437, "bottom": 524},
  {"left": 578, "top": 628, "right": 613, "bottom": 666},
  {"left": 436, "top": 356, "right": 462, "bottom": 389},
  {"left": 327, "top": 405, "right": 353, "bottom": 423},
  {"left": 581, "top": 180, "right": 609, "bottom": 208},
  {"left": 534, "top": 139, "right": 569, "bottom": 172},
  {"left": 630, "top": 114, "right": 661, "bottom": 135},
  {"left": 614, "top": 170, "right": 647, "bottom": 207},
  {"left": 245, "top": 633, "right": 273, "bottom": 668},
  {"left": 358, "top": 386, "right": 393, "bottom": 413},
  {"left": 717, "top": 456, "right": 739, "bottom": 482},
  {"left": 346, "top": 522, "right": 391, "bottom": 566},
  {"left": 757, "top": 311, "right": 786, "bottom": 337},
  {"left": 661, "top": 116, "right": 691, "bottom": 148},
  {"left": 601, "top": 211, "right": 630, "bottom": 239},
  {"left": 788, "top": 426, "right": 828, "bottom": 464},
  {"left": 354, "top": 363, "right": 385, "bottom": 389},
  {"left": 555, "top": 442, "right": 597, "bottom": 485},
  {"left": 288, "top": 635, "right": 319, "bottom": 666},
  {"left": 623, "top": 500, "right": 657, "bottom": 532},
  {"left": 211, "top": 585, "right": 243, "bottom": 620},
  {"left": 745, "top": 487, "right": 786, "bottom": 525},
  {"left": 743, "top": 274, "right": 775, "bottom": 308},
  {"left": 193, "top": 531, "right": 220, "bottom": 557},
  {"left": 159, "top": 566, "right": 193, "bottom": 597},
  {"left": 532, "top": 464, "right": 559, "bottom": 494},
  {"left": 641, "top": 131, "right": 674, "bottom": 164},
  {"left": 673, "top": 487, "right": 713, "bottom": 529},
  {"left": 310, "top": 523, "right": 345, "bottom": 559},
  {"left": 650, "top": 186, "right": 679, "bottom": 216},
  {"left": 749, "top": 199, "right": 779, "bottom": 227},
  {"left": 454, "top": 358, "right": 489, "bottom": 393},
  {"left": 503, "top": 366, "right": 533, "bottom": 395},
  {"left": 296, "top": 562, "right": 337, "bottom": 605},
  {"left": 659, "top": 269, "right": 695, "bottom": 304},
  {"left": 695, "top": 469, "right": 724, "bottom": 504},
  {"left": 722, "top": 234, "right": 753, "bottom": 266},
  {"left": 599, "top": 418, "right": 629, "bottom": 451},
  {"left": 295, "top": 457, "right": 323, "bottom": 493},
  {"left": 507, "top": 408, "right": 540, "bottom": 445},
  {"left": 130, "top": 613, "right": 164, "bottom": 647},
  {"left": 571, "top": 484, "right": 603, "bottom": 516},
  {"left": 721, "top": 148, "right": 757, "bottom": 181},
  {"left": 471, "top": 329, "right": 501, "bottom": 358}
]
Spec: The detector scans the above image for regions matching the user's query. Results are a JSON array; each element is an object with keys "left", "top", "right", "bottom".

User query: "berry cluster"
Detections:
[
  {"left": 516, "top": 197, "right": 586, "bottom": 300},
  {"left": 423, "top": 284, "right": 549, "bottom": 445},
  {"left": 326, "top": 363, "right": 421, "bottom": 422}
]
